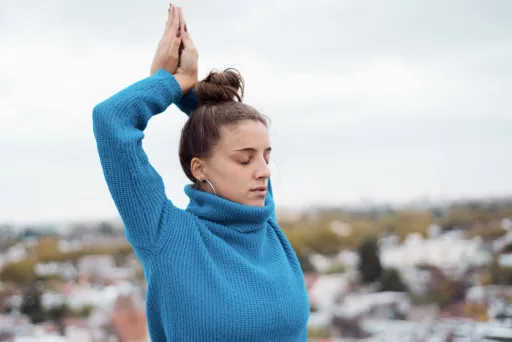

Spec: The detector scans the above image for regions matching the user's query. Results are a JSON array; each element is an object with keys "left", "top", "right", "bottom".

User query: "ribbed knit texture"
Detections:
[{"left": 92, "top": 69, "right": 310, "bottom": 341}]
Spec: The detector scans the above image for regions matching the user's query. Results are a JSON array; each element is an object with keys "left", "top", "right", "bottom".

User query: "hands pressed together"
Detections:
[{"left": 150, "top": 3, "right": 198, "bottom": 95}]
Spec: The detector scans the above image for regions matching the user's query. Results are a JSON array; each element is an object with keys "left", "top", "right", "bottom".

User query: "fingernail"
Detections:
[
  {"left": 176, "top": 30, "right": 181, "bottom": 37},
  {"left": 184, "top": 23, "right": 188, "bottom": 32}
]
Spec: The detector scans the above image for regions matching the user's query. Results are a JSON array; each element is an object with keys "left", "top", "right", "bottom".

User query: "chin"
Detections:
[
  {"left": 246, "top": 198, "right": 266, "bottom": 207},
  {"left": 235, "top": 192, "right": 266, "bottom": 207}
]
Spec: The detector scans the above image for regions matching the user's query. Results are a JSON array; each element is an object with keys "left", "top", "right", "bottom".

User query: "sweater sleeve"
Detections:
[
  {"left": 174, "top": 91, "right": 278, "bottom": 223},
  {"left": 92, "top": 68, "right": 182, "bottom": 249},
  {"left": 174, "top": 89, "right": 200, "bottom": 116}
]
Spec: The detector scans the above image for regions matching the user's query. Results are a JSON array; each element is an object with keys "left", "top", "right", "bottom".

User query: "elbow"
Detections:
[
  {"left": 92, "top": 99, "right": 141, "bottom": 146},
  {"left": 92, "top": 97, "right": 125, "bottom": 131},
  {"left": 92, "top": 100, "right": 117, "bottom": 140},
  {"left": 92, "top": 101, "right": 109, "bottom": 126}
]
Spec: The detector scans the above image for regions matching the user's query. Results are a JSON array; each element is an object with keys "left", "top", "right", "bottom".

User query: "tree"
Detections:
[
  {"left": 468, "top": 221, "right": 506, "bottom": 242},
  {"left": 46, "top": 302, "right": 71, "bottom": 322},
  {"left": 98, "top": 221, "right": 116, "bottom": 236},
  {"left": 0, "top": 224, "right": 16, "bottom": 248},
  {"left": 35, "top": 238, "right": 63, "bottom": 262},
  {"left": 306, "top": 227, "right": 343, "bottom": 256},
  {"left": 379, "top": 268, "right": 408, "bottom": 292},
  {"left": 77, "top": 304, "right": 95, "bottom": 317},
  {"left": 325, "top": 261, "right": 346, "bottom": 275},
  {"left": 20, "top": 285, "right": 46, "bottom": 323},
  {"left": 296, "top": 252, "right": 315, "bottom": 273},
  {"left": 486, "top": 254, "right": 500, "bottom": 285},
  {"left": 282, "top": 227, "right": 310, "bottom": 256},
  {"left": 331, "top": 315, "right": 369, "bottom": 339},
  {"left": 0, "top": 259, "right": 36, "bottom": 285},
  {"left": 358, "top": 238, "right": 382, "bottom": 284},
  {"left": 427, "top": 267, "right": 467, "bottom": 309},
  {"left": 379, "top": 211, "right": 434, "bottom": 241}
]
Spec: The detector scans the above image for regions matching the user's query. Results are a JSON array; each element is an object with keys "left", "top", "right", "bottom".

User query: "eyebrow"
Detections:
[{"left": 234, "top": 147, "right": 272, "bottom": 153}]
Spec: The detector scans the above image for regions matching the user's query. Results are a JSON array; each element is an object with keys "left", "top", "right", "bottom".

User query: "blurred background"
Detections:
[{"left": 1, "top": 0, "right": 512, "bottom": 341}]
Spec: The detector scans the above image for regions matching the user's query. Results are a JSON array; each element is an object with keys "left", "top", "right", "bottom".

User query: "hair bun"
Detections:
[{"left": 195, "top": 68, "right": 245, "bottom": 105}]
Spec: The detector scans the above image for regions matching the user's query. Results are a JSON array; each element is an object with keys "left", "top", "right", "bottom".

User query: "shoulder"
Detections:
[{"left": 144, "top": 203, "right": 203, "bottom": 254}]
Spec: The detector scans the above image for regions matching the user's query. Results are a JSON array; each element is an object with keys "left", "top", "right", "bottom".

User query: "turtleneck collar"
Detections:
[{"left": 184, "top": 184, "right": 274, "bottom": 233}]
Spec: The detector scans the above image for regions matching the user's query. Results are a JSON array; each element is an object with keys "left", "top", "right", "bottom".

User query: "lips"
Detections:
[{"left": 250, "top": 187, "right": 267, "bottom": 197}]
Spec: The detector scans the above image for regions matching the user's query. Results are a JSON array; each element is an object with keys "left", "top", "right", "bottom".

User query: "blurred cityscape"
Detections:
[{"left": 1, "top": 198, "right": 512, "bottom": 341}]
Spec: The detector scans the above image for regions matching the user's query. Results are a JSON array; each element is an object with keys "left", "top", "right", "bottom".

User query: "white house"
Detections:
[
  {"left": 308, "top": 274, "right": 350, "bottom": 310},
  {"left": 336, "top": 291, "right": 411, "bottom": 319},
  {"left": 4, "top": 243, "right": 28, "bottom": 264},
  {"left": 35, "top": 262, "right": 77, "bottom": 280},
  {"left": 307, "top": 274, "right": 351, "bottom": 330},
  {"left": 380, "top": 233, "right": 491, "bottom": 272}
]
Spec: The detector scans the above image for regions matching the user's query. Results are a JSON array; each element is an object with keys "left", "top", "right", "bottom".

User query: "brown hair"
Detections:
[{"left": 179, "top": 68, "right": 269, "bottom": 184}]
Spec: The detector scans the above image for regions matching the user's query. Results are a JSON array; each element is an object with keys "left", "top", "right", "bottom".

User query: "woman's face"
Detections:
[{"left": 193, "top": 120, "right": 271, "bottom": 206}]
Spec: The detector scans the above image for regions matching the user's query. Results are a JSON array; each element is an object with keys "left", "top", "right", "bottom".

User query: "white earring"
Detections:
[{"left": 201, "top": 178, "right": 217, "bottom": 195}]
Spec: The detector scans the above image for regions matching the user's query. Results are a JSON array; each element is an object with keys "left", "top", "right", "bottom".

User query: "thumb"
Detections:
[
  {"left": 181, "top": 21, "right": 193, "bottom": 46},
  {"left": 182, "top": 31, "right": 196, "bottom": 50},
  {"left": 168, "top": 33, "right": 182, "bottom": 59}
]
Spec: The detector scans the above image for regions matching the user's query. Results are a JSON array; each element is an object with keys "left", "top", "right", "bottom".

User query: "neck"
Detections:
[
  {"left": 195, "top": 181, "right": 216, "bottom": 195},
  {"left": 184, "top": 185, "right": 274, "bottom": 232}
]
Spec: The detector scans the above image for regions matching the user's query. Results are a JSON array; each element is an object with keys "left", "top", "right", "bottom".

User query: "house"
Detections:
[
  {"left": 76, "top": 255, "right": 136, "bottom": 282},
  {"left": 308, "top": 274, "right": 351, "bottom": 310},
  {"left": 77, "top": 255, "right": 116, "bottom": 278},
  {"left": 3, "top": 243, "right": 28, "bottom": 264},
  {"left": 35, "top": 262, "right": 77, "bottom": 281},
  {"left": 307, "top": 275, "right": 352, "bottom": 330},
  {"left": 360, "top": 319, "right": 421, "bottom": 341},
  {"left": 407, "top": 304, "right": 439, "bottom": 323},
  {"left": 65, "top": 326, "right": 92, "bottom": 342},
  {"left": 12, "top": 337, "right": 68, "bottom": 342},
  {"left": 336, "top": 291, "right": 411, "bottom": 320},
  {"left": 62, "top": 318, "right": 92, "bottom": 342},
  {"left": 380, "top": 233, "right": 491, "bottom": 275},
  {"left": 398, "top": 265, "right": 432, "bottom": 295},
  {"left": 0, "top": 332, "right": 14, "bottom": 341}
]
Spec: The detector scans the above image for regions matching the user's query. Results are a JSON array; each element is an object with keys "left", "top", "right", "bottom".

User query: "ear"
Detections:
[{"left": 190, "top": 157, "right": 207, "bottom": 182}]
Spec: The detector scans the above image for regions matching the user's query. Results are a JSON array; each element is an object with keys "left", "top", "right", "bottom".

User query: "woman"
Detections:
[{"left": 93, "top": 4, "right": 310, "bottom": 341}]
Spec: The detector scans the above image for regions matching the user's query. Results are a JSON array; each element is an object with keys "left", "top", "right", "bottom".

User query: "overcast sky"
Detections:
[{"left": 1, "top": 0, "right": 511, "bottom": 225}]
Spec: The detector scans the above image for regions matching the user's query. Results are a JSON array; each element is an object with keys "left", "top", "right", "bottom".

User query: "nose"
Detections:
[{"left": 255, "top": 160, "right": 271, "bottom": 180}]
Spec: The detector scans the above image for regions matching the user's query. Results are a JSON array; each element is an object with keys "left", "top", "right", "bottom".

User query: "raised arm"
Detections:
[
  {"left": 92, "top": 4, "right": 190, "bottom": 249},
  {"left": 93, "top": 69, "right": 182, "bottom": 249}
]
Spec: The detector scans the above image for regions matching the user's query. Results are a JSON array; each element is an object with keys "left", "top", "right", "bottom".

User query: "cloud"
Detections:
[{"left": 1, "top": 0, "right": 511, "bottom": 223}]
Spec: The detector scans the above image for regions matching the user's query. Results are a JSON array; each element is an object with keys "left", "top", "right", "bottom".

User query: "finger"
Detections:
[
  {"left": 164, "top": 5, "right": 180, "bottom": 42},
  {"left": 158, "top": 4, "right": 174, "bottom": 48},
  {"left": 178, "top": 7, "right": 185, "bottom": 34},
  {"left": 168, "top": 7, "right": 183, "bottom": 56},
  {"left": 165, "top": 4, "right": 174, "bottom": 32},
  {"left": 173, "top": 5, "right": 180, "bottom": 34},
  {"left": 168, "top": 32, "right": 182, "bottom": 60},
  {"left": 177, "top": 8, "right": 185, "bottom": 55}
]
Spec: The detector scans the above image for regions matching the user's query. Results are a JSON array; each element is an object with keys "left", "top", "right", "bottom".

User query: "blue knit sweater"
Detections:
[{"left": 92, "top": 69, "right": 310, "bottom": 341}]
